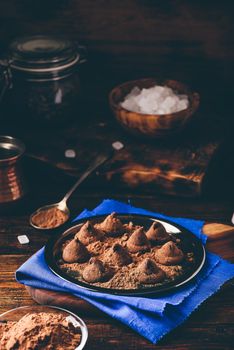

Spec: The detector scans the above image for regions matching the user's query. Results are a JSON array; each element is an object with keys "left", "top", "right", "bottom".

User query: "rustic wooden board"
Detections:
[
  {"left": 203, "top": 223, "right": 234, "bottom": 241},
  {"left": 0, "top": 0, "right": 233, "bottom": 199},
  {"left": 1, "top": 0, "right": 233, "bottom": 198},
  {"left": 17, "top": 114, "right": 222, "bottom": 198}
]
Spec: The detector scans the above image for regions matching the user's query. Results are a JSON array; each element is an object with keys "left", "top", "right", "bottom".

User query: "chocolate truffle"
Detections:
[
  {"left": 95, "top": 212, "right": 124, "bottom": 236},
  {"left": 155, "top": 241, "right": 184, "bottom": 265},
  {"left": 127, "top": 227, "right": 150, "bottom": 253},
  {"left": 82, "top": 258, "right": 110, "bottom": 283},
  {"left": 105, "top": 243, "right": 132, "bottom": 266},
  {"left": 146, "top": 221, "right": 170, "bottom": 244},
  {"left": 62, "top": 238, "right": 89, "bottom": 263},
  {"left": 75, "top": 221, "right": 102, "bottom": 246},
  {"left": 137, "top": 258, "right": 166, "bottom": 284}
]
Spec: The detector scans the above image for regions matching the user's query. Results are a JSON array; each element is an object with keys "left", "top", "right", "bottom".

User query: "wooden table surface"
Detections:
[
  {"left": 0, "top": 2, "right": 234, "bottom": 348},
  {"left": 0, "top": 160, "right": 233, "bottom": 350}
]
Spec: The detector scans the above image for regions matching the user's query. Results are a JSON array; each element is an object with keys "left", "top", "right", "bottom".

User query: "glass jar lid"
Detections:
[{"left": 8, "top": 35, "right": 80, "bottom": 73}]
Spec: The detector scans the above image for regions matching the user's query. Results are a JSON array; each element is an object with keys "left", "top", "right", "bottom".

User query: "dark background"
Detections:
[
  {"left": 0, "top": 5, "right": 234, "bottom": 349},
  {"left": 0, "top": 0, "right": 233, "bottom": 124},
  {"left": 0, "top": 0, "right": 233, "bottom": 200}
]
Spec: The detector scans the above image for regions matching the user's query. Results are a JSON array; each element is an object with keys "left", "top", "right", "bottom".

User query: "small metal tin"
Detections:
[{"left": 0, "top": 135, "right": 27, "bottom": 204}]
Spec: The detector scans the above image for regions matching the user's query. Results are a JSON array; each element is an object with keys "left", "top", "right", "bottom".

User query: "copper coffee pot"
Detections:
[{"left": 0, "top": 135, "right": 27, "bottom": 204}]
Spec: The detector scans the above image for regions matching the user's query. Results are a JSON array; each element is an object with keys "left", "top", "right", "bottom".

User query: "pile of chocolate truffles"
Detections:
[{"left": 62, "top": 213, "right": 185, "bottom": 287}]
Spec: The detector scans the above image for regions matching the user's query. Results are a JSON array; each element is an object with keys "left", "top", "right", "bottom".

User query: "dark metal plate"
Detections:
[{"left": 45, "top": 214, "right": 206, "bottom": 296}]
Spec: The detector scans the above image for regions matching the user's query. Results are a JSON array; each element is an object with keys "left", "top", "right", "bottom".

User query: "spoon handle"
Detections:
[{"left": 61, "top": 152, "right": 111, "bottom": 203}]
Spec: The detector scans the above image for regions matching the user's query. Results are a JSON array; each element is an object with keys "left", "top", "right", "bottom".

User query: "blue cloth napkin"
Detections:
[{"left": 16, "top": 199, "right": 234, "bottom": 344}]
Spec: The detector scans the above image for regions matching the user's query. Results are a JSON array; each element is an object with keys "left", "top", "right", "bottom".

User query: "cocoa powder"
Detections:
[
  {"left": 0, "top": 312, "right": 81, "bottom": 350},
  {"left": 58, "top": 214, "right": 195, "bottom": 290},
  {"left": 31, "top": 207, "right": 68, "bottom": 229}
]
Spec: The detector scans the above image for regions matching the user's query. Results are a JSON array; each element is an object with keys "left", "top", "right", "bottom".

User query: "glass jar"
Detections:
[{"left": 0, "top": 35, "right": 87, "bottom": 128}]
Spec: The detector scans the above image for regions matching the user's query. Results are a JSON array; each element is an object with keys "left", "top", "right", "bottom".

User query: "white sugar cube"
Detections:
[
  {"left": 65, "top": 149, "right": 76, "bottom": 158},
  {"left": 112, "top": 141, "right": 124, "bottom": 151},
  {"left": 127, "top": 86, "right": 141, "bottom": 97},
  {"left": 17, "top": 235, "right": 29, "bottom": 245},
  {"left": 121, "top": 84, "right": 189, "bottom": 114},
  {"left": 177, "top": 100, "right": 188, "bottom": 111}
]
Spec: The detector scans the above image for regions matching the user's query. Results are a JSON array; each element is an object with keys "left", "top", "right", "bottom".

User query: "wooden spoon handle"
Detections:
[{"left": 203, "top": 222, "right": 234, "bottom": 240}]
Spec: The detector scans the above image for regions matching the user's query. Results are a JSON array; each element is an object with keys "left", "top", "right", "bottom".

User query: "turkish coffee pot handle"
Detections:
[{"left": 0, "top": 59, "right": 12, "bottom": 102}]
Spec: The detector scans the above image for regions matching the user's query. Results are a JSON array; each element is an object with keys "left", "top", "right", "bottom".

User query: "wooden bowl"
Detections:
[{"left": 109, "top": 78, "right": 200, "bottom": 138}]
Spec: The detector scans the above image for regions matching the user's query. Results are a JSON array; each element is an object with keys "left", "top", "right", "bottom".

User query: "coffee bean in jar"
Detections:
[{"left": 0, "top": 35, "right": 87, "bottom": 127}]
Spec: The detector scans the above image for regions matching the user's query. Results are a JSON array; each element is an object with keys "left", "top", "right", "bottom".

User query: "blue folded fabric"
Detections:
[{"left": 16, "top": 199, "right": 234, "bottom": 344}]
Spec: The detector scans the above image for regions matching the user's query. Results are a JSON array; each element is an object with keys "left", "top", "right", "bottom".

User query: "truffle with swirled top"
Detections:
[
  {"left": 146, "top": 221, "right": 171, "bottom": 244},
  {"left": 137, "top": 258, "right": 166, "bottom": 284},
  {"left": 75, "top": 220, "right": 102, "bottom": 246},
  {"left": 82, "top": 258, "right": 111, "bottom": 283},
  {"left": 62, "top": 238, "right": 89, "bottom": 263},
  {"left": 105, "top": 243, "right": 132, "bottom": 266},
  {"left": 127, "top": 227, "right": 150, "bottom": 253},
  {"left": 155, "top": 241, "right": 184, "bottom": 265},
  {"left": 95, "top": 212, "right": 124, "bottom": 236}
]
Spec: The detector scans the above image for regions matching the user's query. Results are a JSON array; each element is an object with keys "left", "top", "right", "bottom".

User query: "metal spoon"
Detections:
[{"left": 30, "top": 152, "right": 111, "bottom": 230}]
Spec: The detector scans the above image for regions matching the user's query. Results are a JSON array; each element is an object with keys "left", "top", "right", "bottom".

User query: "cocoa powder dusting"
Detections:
[
  {"left": 58, "top": 214, "right": 195, "bottom": 290},
  {"left": 32, "top": 207, "right": 68, "bottom": 229},
  {"left": 0, "top": 312, "right": 81, "bottom": 350}
]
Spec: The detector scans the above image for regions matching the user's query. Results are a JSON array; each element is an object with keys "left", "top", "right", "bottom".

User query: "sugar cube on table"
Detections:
[
  {"left": 112, "top": 141, "right": 124, "bottom": 151},
  {"left": 17, "top": 235, "right": 29, "bottom": 245},
  {"left": 65, "top": 149, "right": 76, "bottom": 158}
]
